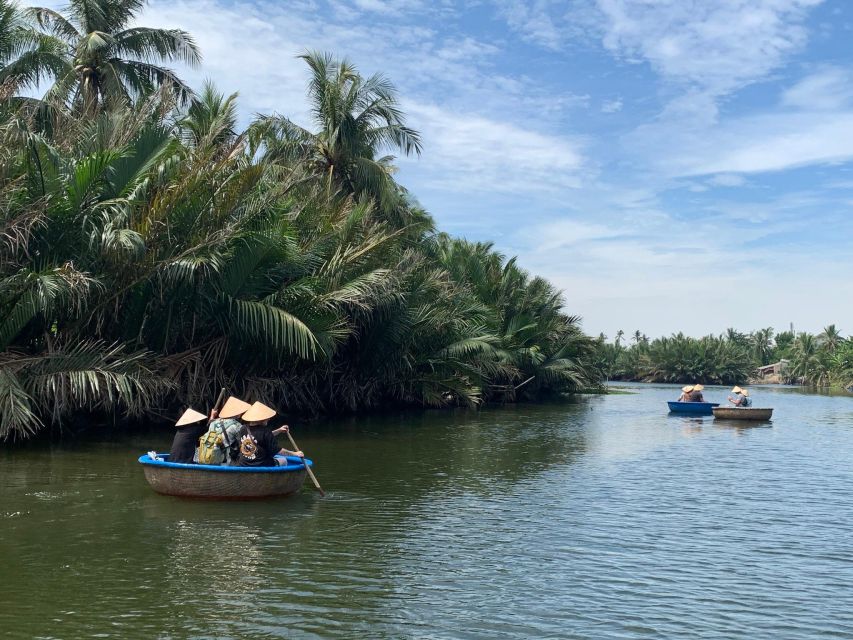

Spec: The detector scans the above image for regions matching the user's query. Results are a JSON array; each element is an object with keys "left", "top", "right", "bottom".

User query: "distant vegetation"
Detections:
[
  {"left": 0, "top": 0, "right": 601, "bottom": 440},
  {"left": 594, "top": 326, "right": 853, "bottom": 388}
]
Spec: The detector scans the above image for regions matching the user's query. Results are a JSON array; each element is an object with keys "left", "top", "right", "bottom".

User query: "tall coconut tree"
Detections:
[
  {"left": 818, "top": 324, "right": 843, "bottom": 354},
  {"left": 750, "top": 326, "right": 774, "bottom": 365},
  {"left": 0, "top": 0, "right": 66, "bottom": 98},
  {"left": 253, "top": 51, "right": 421, "bottom": 213},
  {"left": 28, "top": 0, "right": 200, "bottom": 113},
  {"left": 791, "top": 333, "right": 828, "bottom": 386}
]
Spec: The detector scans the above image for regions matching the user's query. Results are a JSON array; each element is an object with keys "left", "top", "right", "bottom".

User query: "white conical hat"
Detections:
[
  {"left": 681, "top": 385, "right": 694, "bottom": 392},
  {"left": 242, "top": 401, "right": 276, "bottom": 422},
  {"left": 731, "top": 386, "right": 743, "bottom": 394},
  {"left": 219, "top": 396, "right": 251, "bottom": 419},
  {"left": 176, "top": 408, "right": 207, "bottom": 426}
]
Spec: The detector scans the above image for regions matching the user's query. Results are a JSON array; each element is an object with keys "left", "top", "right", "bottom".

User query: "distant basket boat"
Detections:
[
  {"left": 667, "top": 401, "right": 720, "bottom": 415},
  {"left": 138, "top": 454, "right": 311, "bottom": 499},
  {"left": 712, "top": 407, "right": 773, "bottom": 421}
]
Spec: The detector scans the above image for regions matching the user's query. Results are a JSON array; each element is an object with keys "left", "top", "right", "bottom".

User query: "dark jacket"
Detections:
[
  {"left": 169, "top": 424, "right": 206, "bottom": 463},
  {"left": 235, "top": 425, "right": 280, "bottom": 467}
]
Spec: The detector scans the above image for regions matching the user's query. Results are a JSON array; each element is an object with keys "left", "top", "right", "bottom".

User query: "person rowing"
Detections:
[
  {"left": 677, "top": 385, "right": 694, "bottom": 402},
  {"left": 235, "top": 401, "right": 304, "bottom": 467},
  {"left": 728, "top": 386, "right": 752, "bottom": 407},
  {"left": 689, "top": 384, "right": 705, "bottom": 402}
]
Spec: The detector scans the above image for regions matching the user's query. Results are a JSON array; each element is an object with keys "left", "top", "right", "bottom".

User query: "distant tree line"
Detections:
[{"left": 593, "top": 326, "right": 853, "bottom": 388}]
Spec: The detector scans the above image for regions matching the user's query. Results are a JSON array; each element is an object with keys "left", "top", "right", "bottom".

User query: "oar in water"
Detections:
[{"left": 278, "top": 426, "right": 325, "bottom": 497}]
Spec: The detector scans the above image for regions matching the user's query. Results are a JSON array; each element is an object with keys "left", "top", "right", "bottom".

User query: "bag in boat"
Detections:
[{"left": 197, "top": 424, "right": 226, "bottom": 465}]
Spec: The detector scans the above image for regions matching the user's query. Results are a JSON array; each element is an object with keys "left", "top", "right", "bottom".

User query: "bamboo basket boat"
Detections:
[
  {"left": 138, "top": 454, "right": 311, "bottom": 499},
  {"left": 712, "top": 407, "right": 773, "bottom": 421}
]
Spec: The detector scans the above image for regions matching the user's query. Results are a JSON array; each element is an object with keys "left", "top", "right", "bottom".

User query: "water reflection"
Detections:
[{"left": 4, "top": 385, "right": 853, "bottom": 638}]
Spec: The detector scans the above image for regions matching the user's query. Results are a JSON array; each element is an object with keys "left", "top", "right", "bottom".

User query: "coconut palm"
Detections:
[
  {"left": 28, "top": 0, "right": 200, "bottom": 113},
  {"left": 790, "top": 333, "right": 829, "bottom": 386},
  {"left": 818, "top": 324, "right": 843, "bottom": 354},
  {"left": 253, "top": 51, "right": 421, "bottom": 215},
  {"left": 0, "top": 0, "right": 67, "bottom": 98},
  {"left": 750, "top": 327, "right": 774, "bottom": 365}
]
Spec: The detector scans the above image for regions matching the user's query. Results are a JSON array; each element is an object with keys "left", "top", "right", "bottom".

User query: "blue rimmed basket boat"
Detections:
[
  {"left": 667, "top": 401, "right": 720, "bottom": 416},
  {"left": 138, "top": 454, "right": 312, "bottom": 499}
]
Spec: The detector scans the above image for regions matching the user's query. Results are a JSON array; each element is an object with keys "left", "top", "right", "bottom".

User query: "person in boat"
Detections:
[
  {"left": 728, "top": 386, "right": 752, "bottom": 407},
  {"left": 677, "top": 385, "right": 694, "bottom": 402},
  {"left": 168, "top": 408, "right": 208, "bottom": 463},
  {"left": 688, "top": 384, "right": 705, "bottom": 402},
  {"left": 206, "top": 396, "right": 252, "bottom": 464},
  {"left": 236, "top": 401, "right": 304, "bottom": 467}
]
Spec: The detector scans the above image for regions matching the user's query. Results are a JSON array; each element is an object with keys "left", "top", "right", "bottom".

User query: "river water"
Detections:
[{"left": 2, "top": 384, "right": 853, "bottom": 639}]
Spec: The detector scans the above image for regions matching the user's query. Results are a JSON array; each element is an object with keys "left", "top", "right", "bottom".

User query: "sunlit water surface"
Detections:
[{"left": 3, "top": 384, "right": 853, "bottom": 639}]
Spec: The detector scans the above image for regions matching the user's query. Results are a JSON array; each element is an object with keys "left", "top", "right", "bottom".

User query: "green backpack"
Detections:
[{"left": 197, "top": 424, "right": 226, "bottom": 465}]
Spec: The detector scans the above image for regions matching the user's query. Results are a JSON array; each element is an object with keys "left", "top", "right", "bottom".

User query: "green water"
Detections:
[{"left": 3, "top": 384, "right": 853, "bottom": 639}]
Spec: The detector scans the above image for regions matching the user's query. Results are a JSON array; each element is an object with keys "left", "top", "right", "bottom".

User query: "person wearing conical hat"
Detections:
[
  {"left": 206, "top": 396, "right": 252, "bottom": 464},
  {"left": 168, "top": 408, "right": 208, "bottom": 463},
  {"left": 688, "top": 384, "right": 705, "bottom": 402},
  {"left": 677, "top": 385, "right": 694, "bottom": 402},
  {"left": 728, "top": 386, "right": 752, "bottom": 407},
  {"left": 235, "top": 401, "right": 303, "bottom": 467}
]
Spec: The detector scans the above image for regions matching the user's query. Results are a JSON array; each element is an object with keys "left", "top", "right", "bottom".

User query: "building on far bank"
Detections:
[{"left": 754, "top": 360, "right": 790, "bottom": 384}]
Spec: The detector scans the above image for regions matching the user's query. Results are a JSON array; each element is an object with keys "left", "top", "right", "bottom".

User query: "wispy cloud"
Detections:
[{"left": 402, "top": 101, "right": 587, "bottom": 194}]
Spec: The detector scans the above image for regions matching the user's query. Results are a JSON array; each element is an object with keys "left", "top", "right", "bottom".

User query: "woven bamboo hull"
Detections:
[
  {"left": 139, "top": 454, "right": 309, "bottom": 499},
  {"left": 712, "top": 407, "right": 773, "bottom": 421}
]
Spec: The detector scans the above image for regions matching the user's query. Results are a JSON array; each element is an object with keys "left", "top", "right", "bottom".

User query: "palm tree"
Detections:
[
  {"left": 750, "top": 327, "right": 774, "bottom": 365},
  {"left": 253, "top": 51, "right": 421, "bottom": 213},
  {"left": 632, "top": 329, "right": 642, "bottom": 344},
  {"left": 818, "top": 324, "right": 843, "bottom": 354},
  {"left": 0, "top": 0, "right": 65, "bottom": 98},
  {"left": 615, "top": 329, "right": 624, "bottom": 347},
  {"left": 28, "top": 0, "right": 200, "bottom": 113},
  {"left": 791, "top": 333, "right": 828, "bottom": 386}
]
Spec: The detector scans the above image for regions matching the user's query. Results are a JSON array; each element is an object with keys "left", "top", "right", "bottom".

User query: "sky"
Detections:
[{"left": 41, "top": 0, "right": 853, "bottom": 339}]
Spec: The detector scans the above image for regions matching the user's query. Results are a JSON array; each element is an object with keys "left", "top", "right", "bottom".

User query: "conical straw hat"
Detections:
[
  {"left": 741, "top": 389, "right": 749, "bottom": 397},
  {"left": 681, "top": 385, "right": 694, "bottom": 392},
  {"left": 731, "top": 386, "right": 743, "bottom": 394},
  {"left": 693, "top": 384, "right": 704, "bottom": 391},
  {"left": 242, "top": 401, "right": 276, "bottom": 423},
  {"left": 176, "top": 408, "right": 207, "bottom": 426},
  {"left": 219, "top": 396, "right": 251, "bottom": 419}
]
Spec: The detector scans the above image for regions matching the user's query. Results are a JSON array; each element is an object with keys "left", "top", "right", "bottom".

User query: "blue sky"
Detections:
[{"left": 43, "top": 0, "right": 853, "bottom": 338}]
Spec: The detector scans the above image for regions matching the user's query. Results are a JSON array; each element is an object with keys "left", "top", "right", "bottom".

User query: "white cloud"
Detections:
[
  {"left": 493, "top": 0, "right": 565, "bottom": 50},
  {"left": 782, "top": 66, "right": 853, "bottom": 110},
  {"left": 601, "top": 97, "right": 623, "bottom": 113},
  {"left": 594, "top": 0, "right": 822, "bottom": 96},
  {"left": 707, "top": 174, "right": 747, "bottom": 187},
  {"left": 657, "top": 111, "right": 853, "bottom": 176},
  {"left": 402, "top": 101, "right": 587, "bottom": 194}
]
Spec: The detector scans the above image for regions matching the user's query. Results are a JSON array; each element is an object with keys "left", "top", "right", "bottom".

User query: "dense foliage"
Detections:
[
  {"left": 0, "top": 0, "right": 600, "bottom": 440},
  {"left": 594, "top": 326, "right": 853, "bottom": 388}
]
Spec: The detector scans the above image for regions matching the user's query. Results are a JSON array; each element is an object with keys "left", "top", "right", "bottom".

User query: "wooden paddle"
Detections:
[
  {"left": 280, "top": 426, "right": 325, "bottom": 497},
  {"left": 208, "top": 387, "right": 227, "bottom": 424}
]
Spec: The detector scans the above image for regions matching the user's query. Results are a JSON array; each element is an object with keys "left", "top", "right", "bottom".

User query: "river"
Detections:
[{"left": 2, "top": 384, "right": 853, "bottom": 639}]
